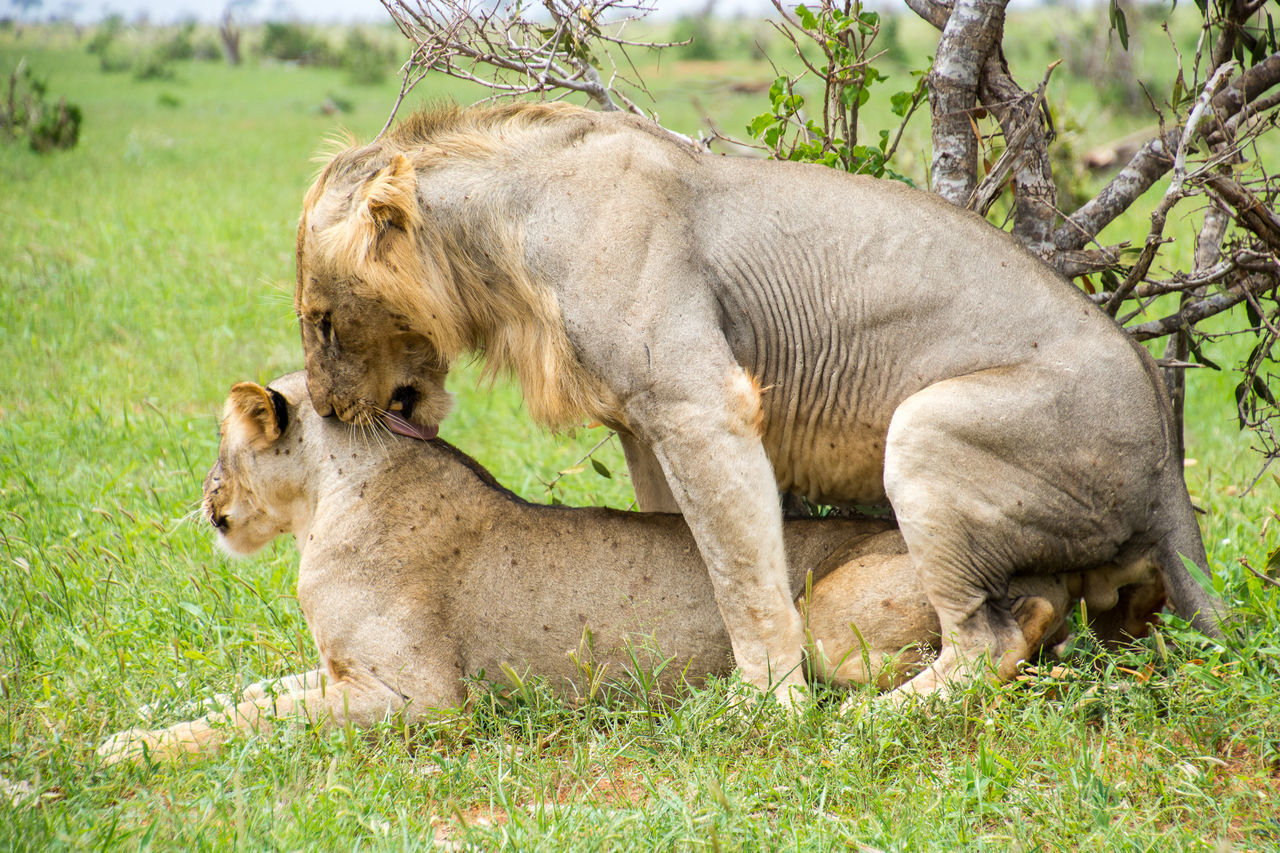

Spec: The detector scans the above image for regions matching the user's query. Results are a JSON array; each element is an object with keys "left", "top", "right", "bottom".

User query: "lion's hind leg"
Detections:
[{"left": 882, "top": 368, "right": 1149, "bottom": 697}]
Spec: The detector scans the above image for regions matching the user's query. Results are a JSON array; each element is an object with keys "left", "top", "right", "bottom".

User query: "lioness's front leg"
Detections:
[
  {"left": 97, "top": 669, "right": 414, "bottom": 765},
  {"left": 623, "top": 364, "right": 806, "bottom": 704}
]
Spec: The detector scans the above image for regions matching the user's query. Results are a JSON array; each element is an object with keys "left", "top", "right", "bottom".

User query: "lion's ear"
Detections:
[
  {"left": 358, "top": 153, "right": 419, "bottom": 235},
  {"left": 223, "top": 382, "right": 288, "bottom": 450}
]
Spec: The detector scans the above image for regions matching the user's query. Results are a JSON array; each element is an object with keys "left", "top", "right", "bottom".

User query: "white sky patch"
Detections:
[{"left": 7, "top": 0, "right": 783, "bottom": 25}]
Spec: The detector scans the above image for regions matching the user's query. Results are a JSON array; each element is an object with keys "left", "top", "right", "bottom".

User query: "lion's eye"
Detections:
[{"left": 317, "top": 314, "right": 337, "bottom": 348}]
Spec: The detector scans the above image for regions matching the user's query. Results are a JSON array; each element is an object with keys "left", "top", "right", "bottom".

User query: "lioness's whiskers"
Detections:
[{"left": 171, "top": 500, "right": 205, "bottom": 531}]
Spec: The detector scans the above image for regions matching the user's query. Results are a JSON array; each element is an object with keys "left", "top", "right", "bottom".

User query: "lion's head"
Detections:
[
  {"left": 295, "top": 105, "right": 620, "bottom": 437},
  {"left": 295, "top": 145, "right": 460, "bottom": 440}
]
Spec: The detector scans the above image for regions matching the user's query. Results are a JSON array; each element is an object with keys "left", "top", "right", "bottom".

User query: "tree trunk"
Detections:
[
  {"left": 926, "top": 0, "right": 1007, "bottom": 205},
  {"left": 220, "top": 11, "right": 241, "bottom": 67}
]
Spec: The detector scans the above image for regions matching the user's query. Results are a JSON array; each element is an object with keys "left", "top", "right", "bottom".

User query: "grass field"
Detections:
[{"left": 2, "top": 13, "right": 1279, "bottom": 850}]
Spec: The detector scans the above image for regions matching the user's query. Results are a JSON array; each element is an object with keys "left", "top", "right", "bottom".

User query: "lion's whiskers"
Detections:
[{"left": 354, "top": 409, "right": 391, "bottom": 459}]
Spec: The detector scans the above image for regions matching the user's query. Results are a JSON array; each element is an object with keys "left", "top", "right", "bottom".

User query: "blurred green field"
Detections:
[{"left": 1, "top": 13, "right": 1278, "bottom": 850}]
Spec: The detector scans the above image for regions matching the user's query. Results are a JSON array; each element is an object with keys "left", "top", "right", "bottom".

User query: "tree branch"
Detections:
[
  {"left": 1204, "top": 173, "right": 1280, "bottom": 254},
  {"left": 1103, "top": 62, "right": 1236, "bottom": 315},
  {"left": 1127, "top": 273, "right": 1278, "bottom": 341},
  {"left": 926, "top": 0, "right": 1008, "bottom": 205},
  {"left": 380, "top": 0, "right": 680, "bottom": 123},
  {"left": 976, "top": 56, "right": 1059, "bottom": 254}
]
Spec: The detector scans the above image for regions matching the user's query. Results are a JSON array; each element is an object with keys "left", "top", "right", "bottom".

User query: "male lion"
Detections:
[
  {"left": 100, "top": 373, "right": 1159, "bottom": 764},
  {"left": 295, "top": 103, "right": 1221, "bottom": 703}
]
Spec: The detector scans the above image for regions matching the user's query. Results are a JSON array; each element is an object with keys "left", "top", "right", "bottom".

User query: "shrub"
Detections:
[
  {"left": 85, "top": 15, "right": 122, "bottom": 57},
  {"left": 158, "top": 23, "right": 196, "bottom": 62},
  {"left": 342, "top": 28, "right": 395, "bottom": 86},
  {"left": 671, "top": 15, "right": 718, "bottom": 61},
  {"left": 2, "top": 61, "right": 82, "bottom": 153},
  {"left": 133, "top": 54, "right": 175, "bottom": 81},
  {"left": 261, "top": 21, "right": 334, "bottom": 66}
]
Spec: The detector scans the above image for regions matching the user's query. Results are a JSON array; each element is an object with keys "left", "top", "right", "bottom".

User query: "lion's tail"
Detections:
[{"left": 1154, "top": 470, "right": 1227, "bottom": 638}]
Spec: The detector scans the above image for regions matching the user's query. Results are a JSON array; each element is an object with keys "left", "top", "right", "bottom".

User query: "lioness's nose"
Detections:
[{"left": 313, "top": 394, "right": 335, "bottom": 417}]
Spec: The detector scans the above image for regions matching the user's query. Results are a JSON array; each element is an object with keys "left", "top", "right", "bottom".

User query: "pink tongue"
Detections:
[{"left": 382, "top": 412, "right": 439, "bottom": 442}]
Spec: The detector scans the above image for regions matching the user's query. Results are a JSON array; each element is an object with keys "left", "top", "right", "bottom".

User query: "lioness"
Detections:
[
  {"left": 294, "top": 103, "right": 1220, "bottom": 702},
  {"left": 100, "top": 373, "right": 1154, "bottom": 764}
]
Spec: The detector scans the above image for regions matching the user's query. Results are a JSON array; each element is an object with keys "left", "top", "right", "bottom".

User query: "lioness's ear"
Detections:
[
  {"left": 223, "top": 382, "right": 288, "bottom": 450},
  {"left": 358, "top": 153, "right": 419, "bottom": 234}
]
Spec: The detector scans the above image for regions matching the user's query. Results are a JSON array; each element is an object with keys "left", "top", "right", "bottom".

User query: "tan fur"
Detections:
[
  {"left": 223, "top": 382, "right": 281, "bottom": 450},
  {"left": 99, "top": 373, "right": 1165, "bottom": 764},
  {"left": 293, "top": 103, "right": 1218, "bottom": 703},
  {"left": 296, "top": 104, "right": 615, "bottom": 429},
  {"left": 727, "top": 368, "right": 766, "bottom": 438}
]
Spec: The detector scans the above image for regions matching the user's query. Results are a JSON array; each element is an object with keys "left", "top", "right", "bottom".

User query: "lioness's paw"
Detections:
[{"left": 96, "top": 728, "right": 163, "bottom": 766}]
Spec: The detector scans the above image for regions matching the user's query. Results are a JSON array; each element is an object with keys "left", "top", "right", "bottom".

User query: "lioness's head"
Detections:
[
  {"left": 296, "top": 147, "right": 460, "bottom": 441},
  {"left": 204, "top": 374, "right": 310, "bottom": 556}
]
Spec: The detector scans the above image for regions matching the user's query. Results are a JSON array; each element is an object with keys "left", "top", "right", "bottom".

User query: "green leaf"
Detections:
[
  {"left": 1187, "top": 336, "right": 1221, "bottom": 371},
  {"left": 768, "top": 76, "right": 787, "bottom": 104},
  {"left": 591, "top": 458, "right": 612, "bottom": 479},
  {"left": 747, "top": 113, "right": 777, "bottom": 137},
  {"left": 1252, "top": 375, "right": 1277, "bottom": 408},
  {"left": 1178, "top": 553, "right": 1214, "bottom": 593},
  {"left": 890, "top": 90, "right": 914, "bottom": 117},
  {"left": 796, "top": 4, "right": 817, "bottom": 30},
  {"left": 1109, "top": 0, "right": 1129, "bottom": 51}
]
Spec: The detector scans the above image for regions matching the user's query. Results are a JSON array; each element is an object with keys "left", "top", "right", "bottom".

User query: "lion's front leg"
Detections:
[
  {"left": 627, "top": 367, "right": 807, "bottom": 706},
  {"left": 617, "top": 431, "right": 680, "bottom": 513}
]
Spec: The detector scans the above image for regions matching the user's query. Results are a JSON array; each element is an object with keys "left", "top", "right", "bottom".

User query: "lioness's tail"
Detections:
[{"left": 1155, "top": 478, "right": 1226, "bottom": 637}]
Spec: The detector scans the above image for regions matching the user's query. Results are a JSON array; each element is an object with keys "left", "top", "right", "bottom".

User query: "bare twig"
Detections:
[
  {"left": 966, "top": 60, "right": 1058, "bottom": 217},
  {"left": 1125, "top": 274, "right": 1277, "bottom": 341},
  {"left": 1240, "top": 558, "right": 1280, "bottom": 589},
  {"left": 380, "top": 0, "right": 680, "bottom": 122},
  {"left": 1103, "top": 62, "right": 1237, "bottom": 316}
]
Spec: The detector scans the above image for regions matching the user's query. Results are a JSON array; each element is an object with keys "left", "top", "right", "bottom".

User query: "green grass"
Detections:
[{"left": 2, "top": 17, "right": 1279, "bottom": 851}]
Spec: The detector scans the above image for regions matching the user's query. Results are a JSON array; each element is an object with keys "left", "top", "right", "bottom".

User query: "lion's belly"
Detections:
[{"left": 763, "top": 418, "right": 891, "bottom": 506}]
